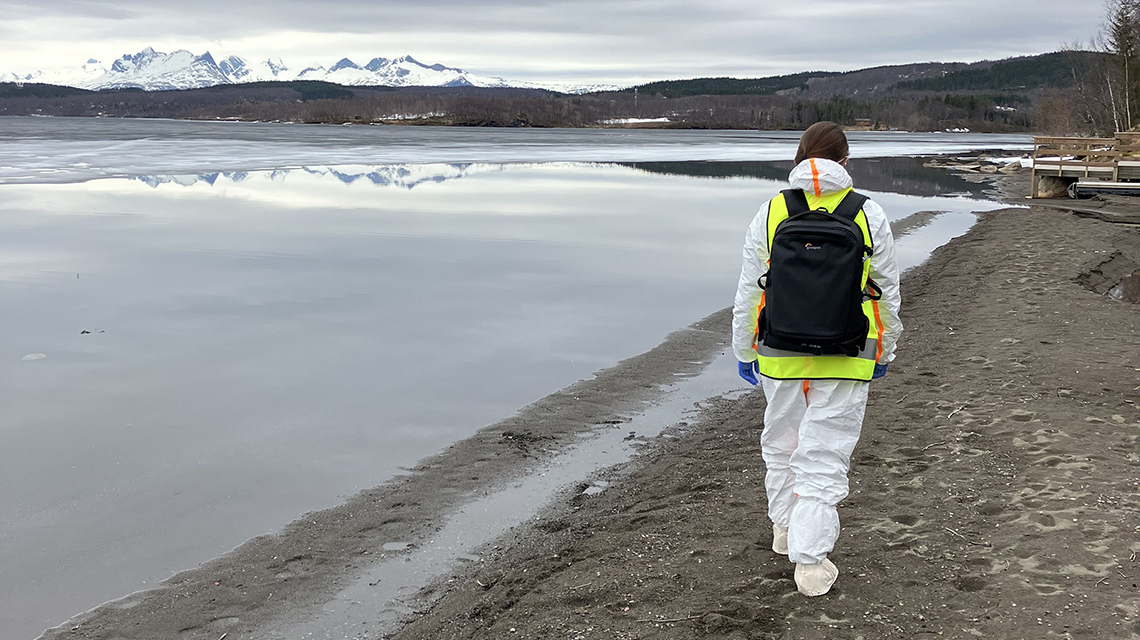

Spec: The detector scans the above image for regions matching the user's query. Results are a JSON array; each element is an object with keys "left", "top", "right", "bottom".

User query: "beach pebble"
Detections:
[{"left": 582, "top": 480, "right": 609, "bottom": 496}]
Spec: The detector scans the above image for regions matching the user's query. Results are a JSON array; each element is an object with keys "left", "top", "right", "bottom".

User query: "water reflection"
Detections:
[
  {"left": 129, "top": 158, "right": 994, "bottom": 200},
  {"left": 621, "top": 157, "right": 991, "bottom": 198},
  {"left": 132, "top": 163, "right": 499, "bottom": 190}
]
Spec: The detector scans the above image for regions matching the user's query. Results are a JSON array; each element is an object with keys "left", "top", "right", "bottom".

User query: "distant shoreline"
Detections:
[
  {"left": 1, "top": 59, "right": 1051, "bottom": 134},
  {"left": 4, "top": 112, "right": 1015, "bottom": 135},
  {"left": 178, "top": 115, "right": 905, "bottom": 132}
]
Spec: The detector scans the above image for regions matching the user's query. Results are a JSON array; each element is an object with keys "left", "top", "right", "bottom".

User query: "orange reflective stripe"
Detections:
[
  {"left": 752, "top": 260, "right": 771, "bottom": 352},
  {"left": 872, "top": 300, "right": 885, "bottom": 363},
  {"left": 752, "top": 292, "right": 766, "bottom": 351},
  {"left": 802, "top": 380, "right": 810, "bottom": 405},
  {"left": 809, "top": 158, "right": 822, "bottom": 197}
]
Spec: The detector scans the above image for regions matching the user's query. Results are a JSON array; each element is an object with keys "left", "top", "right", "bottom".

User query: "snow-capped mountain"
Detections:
[
  {"left": 217, "top": 55, "right": 291, "bottom": 83},
  {"left": 61, "top": 59, "right": 109, "bottom": 86},
  {"left": 86, "top": 47, "right": 231, "bottom": 91},
  {"left": 293, "top": 55, "right": 517, "bottom": 88},
  {"left": 3, "top": 58, "right": 109, "bottom": 85},
  {"left": 1, "top": 69, "right": 40, "bottom": 83},
  {"left": 5, "top": 47, "right": 619, "bottom": 94}
]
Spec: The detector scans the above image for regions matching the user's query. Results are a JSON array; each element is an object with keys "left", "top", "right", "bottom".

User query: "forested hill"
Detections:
[
  {"left": 0, "top": 51, "right": 1108, "bottom": 133},
  {"left": 894, "top": 52, "right": 1085, "bottom": 92},
  {"left": 632, "top": 72, "right": 839, "bottom": 99},
  {"left": 627, "top": 51, "right": 1102, "bottom": 99}
]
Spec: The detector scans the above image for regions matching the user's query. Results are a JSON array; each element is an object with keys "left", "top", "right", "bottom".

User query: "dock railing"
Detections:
[{"left": 1032, "top": 133, "right": 1140, "bottom": 197}]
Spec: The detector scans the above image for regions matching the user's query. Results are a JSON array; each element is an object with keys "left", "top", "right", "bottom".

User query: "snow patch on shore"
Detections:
[{"left": 601, "top": 117, "right": 671, "bottom": 125}]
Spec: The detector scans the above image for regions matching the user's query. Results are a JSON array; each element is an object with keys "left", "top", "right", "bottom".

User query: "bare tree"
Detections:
[{"left": 1103, "top": 0, "right": 1140, "bottom": 129}]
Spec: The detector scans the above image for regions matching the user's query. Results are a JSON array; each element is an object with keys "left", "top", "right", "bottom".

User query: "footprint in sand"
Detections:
[
  {"left": 1059, "top": 562, "right": 1118, "bottom": 578},
  {"left": 889, "top": 514, "right": 919, "bottom": 526},
  {"left": 1010, "top": 509, "right": 1080, "bottom": 532},
  {"left": 870, "top": 513, "right": 924, "bottom": 539},
  {"left": 977, "top": 502, "right": 1005, "bottom": 516},
  {"left": 1033, "top": 583, "right": 1065, "bottom": 595},
  {"left": 953, "top": 576, "right": 988, "bottom": 592}
]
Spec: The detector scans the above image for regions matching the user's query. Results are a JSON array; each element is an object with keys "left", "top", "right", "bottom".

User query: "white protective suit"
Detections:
[{"left": 731, "top": 158, "right": 902, "bottom": 566}]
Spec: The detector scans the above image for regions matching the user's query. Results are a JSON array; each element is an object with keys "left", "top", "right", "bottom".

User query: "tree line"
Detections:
[
  {"left": 0, "top": 51, "right": 1089, "bottom": 132},
  {"left": 1052, "top": 0, "right": 1140, "bottom": 135},
  {"left": 0, "top": 85, "right": 1045, "bottom": 131}
]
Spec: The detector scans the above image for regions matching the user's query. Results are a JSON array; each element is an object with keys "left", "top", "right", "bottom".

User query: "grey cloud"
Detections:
[{"left": 0, "top": 0, "right": 1105, "bottom": 83}]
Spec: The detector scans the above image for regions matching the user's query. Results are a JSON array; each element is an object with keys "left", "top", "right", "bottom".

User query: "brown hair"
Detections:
[{"left": 794, "top": 121, "right": 849, "bottom": 165}]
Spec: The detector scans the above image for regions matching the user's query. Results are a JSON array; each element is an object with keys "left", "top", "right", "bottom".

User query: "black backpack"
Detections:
[{"left": 758, "top": 189, "right": 881, "bottom": 357}]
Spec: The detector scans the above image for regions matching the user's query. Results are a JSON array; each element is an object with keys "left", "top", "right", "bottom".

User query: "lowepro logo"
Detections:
[{"left": 804, "top": 243, "right": 822, "bottom": 251}]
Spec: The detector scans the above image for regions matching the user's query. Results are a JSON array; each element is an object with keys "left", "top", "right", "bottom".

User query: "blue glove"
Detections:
[
  {"left": 738, "top": 360, "right": 759, "bottom": 386},
  {"left": 872, "top": 363, "right": 888, "bottom": 379}
]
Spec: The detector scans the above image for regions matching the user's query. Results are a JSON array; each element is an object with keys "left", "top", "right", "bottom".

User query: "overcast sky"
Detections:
[{"left": 0, "top": 0, "right": 1106, "bottom": 84}]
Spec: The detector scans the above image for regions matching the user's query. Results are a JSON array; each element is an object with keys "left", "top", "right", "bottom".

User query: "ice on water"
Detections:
[{"left": 0, "top": 117, "right": 1033, "bottom": 186}]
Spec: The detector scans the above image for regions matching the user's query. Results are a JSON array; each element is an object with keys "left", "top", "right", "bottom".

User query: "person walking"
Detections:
[{"left": 731, "top": 121, "right": 902, "bottom": 597}]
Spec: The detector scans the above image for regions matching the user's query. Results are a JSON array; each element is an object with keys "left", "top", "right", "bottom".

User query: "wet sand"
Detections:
[
  {"left": 389, "top": 205, "right": 1140, "bottom": 640},
  {"left": 38, "top": 310, "right": 733, "bottom": 639},
  {"left": 887, "top": 210, "right": 941, "bottom": 239}
]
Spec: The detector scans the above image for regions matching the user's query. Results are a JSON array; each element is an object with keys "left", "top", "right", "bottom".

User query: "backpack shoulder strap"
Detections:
[
  {"left": 832, "top": 191, "right": 869, "bottom": 222},
  {"left": 780, "top": 188, "right": 811, "bottom": 216}
]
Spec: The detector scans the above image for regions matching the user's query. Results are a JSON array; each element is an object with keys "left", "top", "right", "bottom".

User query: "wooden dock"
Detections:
[{"left": 1032, "top": 133, "right": 1140, "bottom": 198}]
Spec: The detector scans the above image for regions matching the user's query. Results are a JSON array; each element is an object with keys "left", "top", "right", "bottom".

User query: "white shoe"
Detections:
[
  {"left": 794, "top": 558, "right": 839, "bottom": 596},
  {"left": 772, "top": 525, "right": 788, "bottom": 555}
]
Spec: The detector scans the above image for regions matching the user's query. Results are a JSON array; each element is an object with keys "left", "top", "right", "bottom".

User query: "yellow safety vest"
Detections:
[{"left": 754, "top": 188, "right": 884, "bottom": 382}]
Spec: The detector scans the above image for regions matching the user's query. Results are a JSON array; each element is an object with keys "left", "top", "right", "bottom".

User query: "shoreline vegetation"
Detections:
[{"left": 0, "top": 51, "right": 1105, "bottom": 133}]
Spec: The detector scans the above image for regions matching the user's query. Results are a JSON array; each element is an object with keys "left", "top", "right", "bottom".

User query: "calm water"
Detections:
[{"left": 0, "top": 118, "right": 1028, "bottom": 638}]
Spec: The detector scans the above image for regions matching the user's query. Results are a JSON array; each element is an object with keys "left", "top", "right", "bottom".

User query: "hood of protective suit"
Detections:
[{"left": 789, "top": 158, "right": 853, "bottom": 197}]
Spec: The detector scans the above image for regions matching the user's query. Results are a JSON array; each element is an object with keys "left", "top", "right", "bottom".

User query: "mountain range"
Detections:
[{"left": 0, "top": 47, "right": 617, "bottom": 94}]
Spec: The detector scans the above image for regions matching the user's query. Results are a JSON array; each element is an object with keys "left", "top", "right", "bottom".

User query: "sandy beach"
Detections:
[
  {"left": 388, "top": 204, "right": 1140, "bottom": 639},
  {"left": 36, "top": 174, "right": 1140, "bottom": 639}
]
